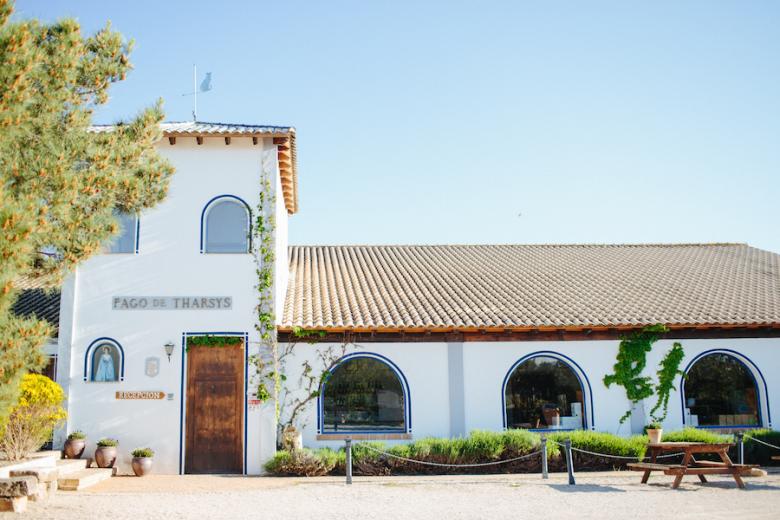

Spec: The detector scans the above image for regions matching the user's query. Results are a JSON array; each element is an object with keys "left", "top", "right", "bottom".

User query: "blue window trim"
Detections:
[
  {"left": 105, "top": 213, "right": 140, "bottom": 255},
  {"left": 501, "top": 351, "right": 595, "bottom": 431},
  {"left": 199, "top": 195, "right": 252, "bottom": 254},
  {"left": 680, "top": 349, "right": 770, "bottom": 429},
  {"left": 83, "top": 337, "right": 125, "bottom": 382},
  {"left": 134, "top": 217, "right": 140, "bottom": 254},
  {"left": 317, "top": 352, "right": 412, "bottom": 436},
  {"left": 178, "top": 331, "right": 249, "bottom": 475}
]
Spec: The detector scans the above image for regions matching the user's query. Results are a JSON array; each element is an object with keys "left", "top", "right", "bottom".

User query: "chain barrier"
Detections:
[
  {"left": 357, "top": 443, "right": 544, "bottom": 468},
  {"left": 743, "top": 434, "right": 780, "bottom": 451}
]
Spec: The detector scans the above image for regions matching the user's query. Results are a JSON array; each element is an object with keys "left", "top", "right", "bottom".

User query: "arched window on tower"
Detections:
[{"left": 202, "top": 196, "right": 251, "bottom": 253}]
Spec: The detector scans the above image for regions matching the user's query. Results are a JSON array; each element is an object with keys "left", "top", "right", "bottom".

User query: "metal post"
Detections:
[
  {"left": 564, "top": 438, "right": 575, "bottom": 485},
  {"left": 345, "top": 437, "right": 353, "bottom": 485},
  {"left": 541, "top": 436, "right": 548, "bottom": 479},
  {"left": 736, "top": 432, "right": 744, "bottom": 465}
]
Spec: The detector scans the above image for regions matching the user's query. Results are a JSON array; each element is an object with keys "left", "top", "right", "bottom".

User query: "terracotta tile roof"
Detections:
[
  {"left": 91, "top": 121, "right": 298, "bottom": 214},
  {"left": 11, "top": 278, "right": 61, "bottom": 334},
  {"left": 281, "top": 244, "right": 780, "bottom": 332}
]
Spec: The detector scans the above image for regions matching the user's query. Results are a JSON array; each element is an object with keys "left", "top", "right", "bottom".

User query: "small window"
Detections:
[
  {"left": 505, "top": 356, "right": 585, "bottom": 430},
  {"left": 684, "top": 353, "right": 759, "bottom": 427},
  {"left": 322, "top": 357, "right": 406, "bottom": 433},
  {"left": 91, "top": 343, "right": 120, "bottom": 382},
  {"left": 107, "top": 213, "right": 138, "bottom": 254},
  {"left": 203, "top": 198, "right": 250, "bottom": 253}
]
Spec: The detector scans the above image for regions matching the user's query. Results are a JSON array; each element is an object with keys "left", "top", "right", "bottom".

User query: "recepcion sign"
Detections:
[
  {"left": 112, "top": 296, "right": 232, "bottom": 310},
  {"left": 115, "top": 391, "right": 166, "bottom": 400}
]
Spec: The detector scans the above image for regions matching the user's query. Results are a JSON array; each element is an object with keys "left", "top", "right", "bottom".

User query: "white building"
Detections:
[{"left": 14, "top": 121, "right": 780, "bottom": 474}]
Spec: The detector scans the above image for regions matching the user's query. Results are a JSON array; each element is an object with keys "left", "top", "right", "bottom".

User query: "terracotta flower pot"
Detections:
[
  {"left": 647, "top": 428, "right": 663, "bottom": 444},
  {"left": 64, "top": 439, "right": 86, "bottom": 459},
  {"left": 132, "top": 457, "right": 153, "bottom": 477},
  {"left": 94, "top": 446, "right": 118, "bottom": 468}
]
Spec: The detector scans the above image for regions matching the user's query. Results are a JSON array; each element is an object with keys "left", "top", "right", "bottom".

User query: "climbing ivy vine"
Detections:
[
  {"left": 603, "top": 324, "right": 685, "bottom": 424},
  {"left": 185, "top": 335, "right": 243, "bottom": 352},
  {"left": 649, "top": 342, "right": 685, "bottom": 423},
  {"left": 248, "top": 164, "right": 278, "bottom": 406}
]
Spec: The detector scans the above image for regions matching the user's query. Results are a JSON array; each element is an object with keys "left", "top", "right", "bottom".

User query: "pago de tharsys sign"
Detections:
[{"left": 112, "top": 296, "right": 232, "bottom": 310}]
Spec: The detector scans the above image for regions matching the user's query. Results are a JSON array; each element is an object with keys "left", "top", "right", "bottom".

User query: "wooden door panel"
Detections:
[{"left": 185, "top": 342, "right": 243, "bottom": 474}]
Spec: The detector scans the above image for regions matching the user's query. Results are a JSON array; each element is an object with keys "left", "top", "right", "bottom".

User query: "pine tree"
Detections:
[{"left": 0, "top": 0, "right": 174, "bottom": 421}]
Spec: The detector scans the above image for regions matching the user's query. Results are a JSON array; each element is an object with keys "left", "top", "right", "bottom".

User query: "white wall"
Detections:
[
  {"left": 59, "top": 136, "right": 286, "bottom": 474},
  {"left": 283, "top": 337, "right": 780, "bottom": 449}
]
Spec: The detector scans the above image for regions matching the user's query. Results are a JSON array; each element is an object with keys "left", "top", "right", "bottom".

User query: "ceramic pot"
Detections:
[
  {"left": 64, "top": 439, "right": 86, "bottom": 459},
  {"left": 647, "top": 429, "right": 663, "bottom": 444},
  {"left": 94, "top": 446, "right": 118, "bottom": 468},
  {"left": 132, "top": 457, "right": 153, "bottom": 477},
  {"left": 281, "top": 426, "right": 303, "bottom": 451}
]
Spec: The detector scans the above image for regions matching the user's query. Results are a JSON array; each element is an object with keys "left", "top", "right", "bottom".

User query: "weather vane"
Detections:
[{"left": 182, "top": 65, "right": 212, "bottom": 121}]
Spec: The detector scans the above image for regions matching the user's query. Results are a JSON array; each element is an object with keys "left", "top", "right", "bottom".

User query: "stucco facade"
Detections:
[
  {"left": 55, "top": 135, "right": 288, "bottom": 475},
  {"left": 46, "top": 122, "right": 779, "bottom": 476},
  {"left": 281, "top": 338, "right": 777, "bottom": 451}
]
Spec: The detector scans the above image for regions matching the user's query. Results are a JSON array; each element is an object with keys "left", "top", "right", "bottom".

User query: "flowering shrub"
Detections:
[{"left": 0, "top": 374, "right": 66, "bottom": 461}]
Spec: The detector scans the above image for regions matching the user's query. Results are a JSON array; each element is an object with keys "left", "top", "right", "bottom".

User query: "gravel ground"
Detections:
[{"left": 17, "top": 472, "right": 780, "bottom": 520}]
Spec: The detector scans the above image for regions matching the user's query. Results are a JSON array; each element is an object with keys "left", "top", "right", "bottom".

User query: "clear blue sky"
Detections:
[{"left": 15, "top": 1, "right": 780, "bottom": 252}]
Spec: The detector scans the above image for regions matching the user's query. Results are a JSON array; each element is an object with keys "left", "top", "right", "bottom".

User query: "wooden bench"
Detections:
[{"left": 628, "top": 442, "right": 756, "bottom": 489}]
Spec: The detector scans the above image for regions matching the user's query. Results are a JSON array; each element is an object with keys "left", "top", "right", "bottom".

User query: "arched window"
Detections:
[
  {"left": 321, "top": 355, "right": 408, "bottom": 433},
  {"left": 106, "top": 212, "right": 138, "bottom": 254},
  {"left": 683, "top": 353, "right": 760, "bottom": 427},
  {"left": 84, "top": 338, "right": 125, "bottom": 382},
  {"left": 201, "top": 196, "right": 251, "bottom": 253},
  {"left": 504, "top": 355, "right": 585, "bottom": 430},
  {"left": 90, "top": 343, "right": 121, "bottom": 382}
]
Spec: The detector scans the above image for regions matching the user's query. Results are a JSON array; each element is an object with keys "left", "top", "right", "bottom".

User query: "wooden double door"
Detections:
[{"left": 185, "top": 341, "right": 244, "bottom": 474}]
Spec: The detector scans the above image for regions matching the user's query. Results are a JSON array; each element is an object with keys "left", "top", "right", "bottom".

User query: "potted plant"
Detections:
[
  {"left": 645, "top": 421, "right": 663, "bottom": 444},
  {"left": 64, "top": 431, "right": 87, "bottom": 459},
  {"left": 94, "top": 438, "right": 119, "bottom": 468},
  {"left": 131, "top": 448, "right": 154, "bottom": 476}
]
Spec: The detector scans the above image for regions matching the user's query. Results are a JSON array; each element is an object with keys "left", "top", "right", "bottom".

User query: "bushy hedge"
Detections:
[{"left": 265, "top": 428, "right": 780, "bottom": 476}]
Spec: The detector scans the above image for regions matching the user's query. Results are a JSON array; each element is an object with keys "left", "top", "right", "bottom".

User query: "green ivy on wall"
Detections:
[
  {"left": 185, "top": 335, "right": 243, "bottom": 352},
  {"left": 603, "top": 324, "right": 685, "bottom": 424},
  {"left": 249, "top": 166, "right": 278, "bottom": 410}
]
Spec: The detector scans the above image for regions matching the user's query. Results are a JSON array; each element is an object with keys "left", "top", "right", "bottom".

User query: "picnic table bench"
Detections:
[{"left": 627, "top": 442, "right": 756, "bottom": 489}]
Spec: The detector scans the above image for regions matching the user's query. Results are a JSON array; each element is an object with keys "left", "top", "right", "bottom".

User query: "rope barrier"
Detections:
[
  {"left": 357, "top": 443, "right": 544, "bottom": 468},
  {"left": 545, "top": 439, "right": 683, "bottom": 461},
  {"left": 568, "top": 446, "right": 684, "bottom": 461},
  {"left": 744, "top": 434, "right": 780, "bottom": 451}
]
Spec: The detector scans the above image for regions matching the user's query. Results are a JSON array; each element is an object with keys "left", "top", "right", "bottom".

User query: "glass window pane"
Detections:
[
  {"left": 505, "top": 356, "right": 584, "bottom": 430},
  {"left": 685, "top": 354, "right": 759, "bottom": 426},
  {"left": 205, "top": 200, "right": 249, "bottom": 253},
  {"left": 323, "top": 358, "right": 405, "bottom": 432},
  {"left": 107, "top": 213, "right": 137, "bottom": 253}
]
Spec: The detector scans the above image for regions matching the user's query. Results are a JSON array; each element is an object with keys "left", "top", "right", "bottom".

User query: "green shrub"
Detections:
[
  {"left": 96, "top": 438, "right": 119, "bottom": 447},
  {"left": 67, "top": 430, "right": 86, "bottom": 440},
  {"left": 661, "top": 427, "right": 730, "bottom": 443},
  {"left": 131, "top": 447, "right": 154, "bottom": 458},
  {"left": 0, "top": 374, "right": 67, "bottom": 461},
  {"left": 743, "top": 429, "right": 780, "bottom": 466},
  {"left": 548, "top": 430, "right": 648, "bottom": 460},
  {"left": 263, "top": 428, "right": 780, "bottom": 476},
  {"left": 264, "top": 448, "right": 340, "bottom": 476}
]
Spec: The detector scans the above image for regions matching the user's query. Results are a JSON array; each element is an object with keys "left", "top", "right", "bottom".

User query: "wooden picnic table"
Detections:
[{"left": 627, "top": 442, "right": 756, "bottom": 489}]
